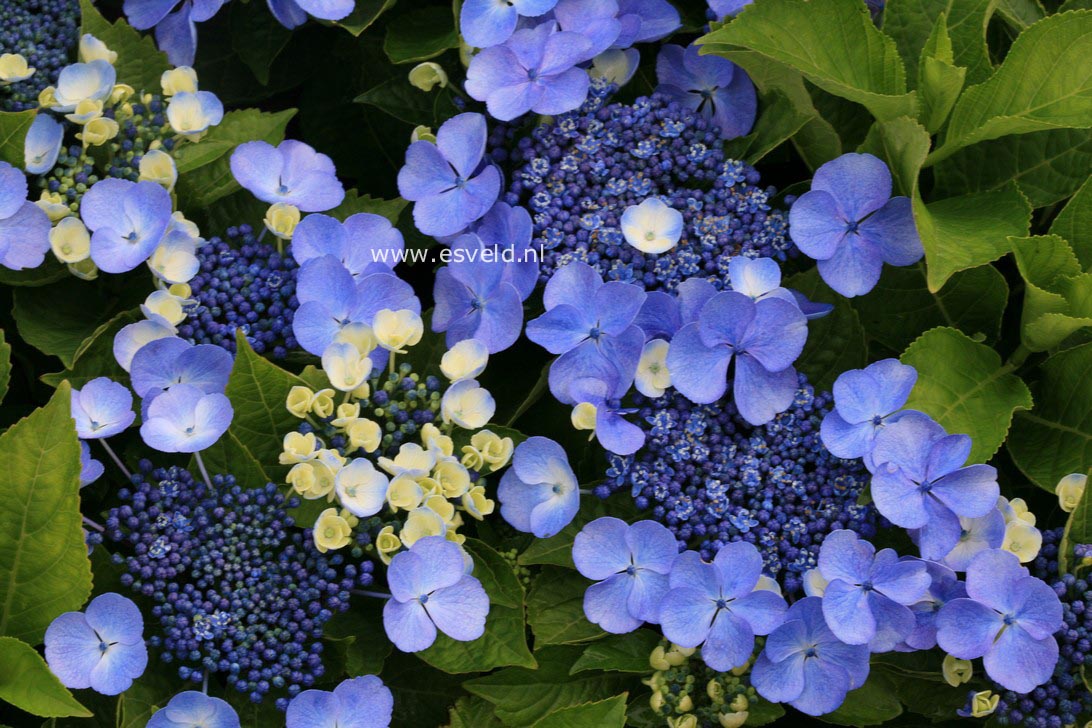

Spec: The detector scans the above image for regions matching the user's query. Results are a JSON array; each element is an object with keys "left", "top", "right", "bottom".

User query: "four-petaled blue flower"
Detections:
[
  {"left": 292, "top": 212, "right": 404, "bottom": 277},
  {"left": 80, "top": 179, "right": 174, "bottom": 274},
  {"left": 130, "top": 337, "right": 233, "bottom": 400},
  {"left": 0, "top": 161, "right": 51, "bottom": 271},
  {"left": 382, "top": 536, "right": 489, "bottom": 652},
  {"left": 525, "top": 261, "right": 646, "bottom": 405},
  {"left": 465, "top": 22, "right": 593, "bottom": 121},
  {"left": 123, "top": 0, "right": 229, "bottom": 66},
  {"left": 433, "top": 241, "right": 525, "bottom": 354},
  {"left": 397, "top": 113, "right": 501, "bottom": 237},
  {"left": 71, "top": 377, "right": 136, "bottom": 440},
  {"left": 45, "top": 593, "right": 148, "bottom": 695},
  {"left": 572, "top": 517, "right": 678, "bottom": 633},
  {"left": 498, "top": 436, "right": 580, "bottom": 538},
  {"left": 817, "top": 529, "right": 930, "bottom": 652},
  {"left": 230, "top": 140, "right": 346, "bottom": 212},
  {"left": 285, "top": 675, "right": 394, "bottom": 728},
  {"left": 460, "top": 0, "right": 558, "bottom": 48},
  {"left": 665, "top": 288, "right": 807, "bottom": 425},
  {"left": 656, "top": 44, "right": 756, "bottom": 140},
  {"left": 789, "top": 153, "right": 923, "bottom": 297},
  {"left": 870, "top": 412, "right": 1000, "bottom": 560},
  {"left": 658, "top": 541, "right": 787, "bottom": 671},
  {"left": 751, "top": 596, "right": 871, "bottom": 716},
  {"left": 139, "top": 382, "right": 233, "bottom": 453},
  {"left": 449, "top": 203, "right": 538, "bottom": 301},
  {"left": 820, "top": 358, "right": 919, "bottom": 465},
  {"left": 566, "top": 372, "right": 645, "bottom": 455},
  {"left": 146, "top": 691, "right": 240, "bottom": 728},
  {"left": 936, "top": 549, "right": 1062, "bottom": 693}
]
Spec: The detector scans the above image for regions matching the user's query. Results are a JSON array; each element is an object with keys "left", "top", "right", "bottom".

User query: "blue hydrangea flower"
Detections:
[
  {"left": 572, "top": 517, "right": 678, "bottom": 633},
  {"left": 50, "top": 59, "right": 115, "bottom": 111},
  {"left": 114, "top": 317, "right": 178, "bottom": 372},
  {"left": 553, "top": 0, "right": 627, "bottom": 57},
  {"left": 230, "top": 140, "right": 345, "bottom": 212},
  {"left": 0, "top": 161, "right": 51, "bottom": 270},
  {"left": 817, "top": 530, "right": 930, "bottom": 652},
  {"left": 146, "top": 691, "right": 240, "bottom": 728},
  {"left": 617, "top": 0, "right": 681, "bottom": 42},
  {"left": 79, "top": 441, "right": 105, "bottom": 487},
  {"left": 433, "top": 249, "right": 524, "bottom": 354},
  {"left": 938, "top": 506, "right": 1006, "bottom": 571},
  {"left": 44, "top": 593, "right": 148, "bottom": 695},
  {"left": 449, "top": 202, "right": 537, "bottom": 301},
  {"left": 123, "top": 0, "right": 229, "bottom": 65},
  {"left": 397, "top": 113, "right": 501, "bottom": 237},
  {"left": 656, "top": 44, "right": 756, "bottom": 140},
  {"left": 525, "top": 261, "right": 646, "bottom": 404},
  {"left": 130, "top": 337, "right": 233, "bottom": 400},
  {"left": 870, "top": 412, "right": 1000, "bottom": 560},
  {"left": 902, "top": 560, "right": 966, "bottom": 651},
  {"left": 291, "top": 212, "right": 403, "bottom": 277},
  {"left": 820, "top": 358, "right": 919, "bottom": 464},
  {"left": 725, "top": 256, "right": 796, "bottom": 303},
  {"left": 24, "top": 113, "right": 64, "bottom": 174},
  {"left": 285, "top": 675, "right": 393, "bottom": 728},
  {"left": 567, "top": 372, "right": 645, "bottom": 455},
  {"left": 166, "top": 90, "right": 224, "bottom": 139},
  {"left": 293, "top": 255, "right": 419, "bottom": 357},
  {"left": 80, "top": 178, "right": 174, "bottom": 274},
  {"left": 139, "top": 383, "right": 233, "bottom": 453},
  {"left": 382, "top": 536, "right": 489, "bottom": 652},
  {"left": 789, "top": 153, "right": 923, "bottom": 297},
  {"left": 936, "top": 549, "right": 1062, "bottom": 693},
  {"left": 659, "top": 541, "right": 788, "bottom": 670},
  {"left": 71, "top": 377, "right": 136, "bottom": 439},
  {"left": 708, "top": 0, "right": 750, "bottom": 18},
  {"left": 465, "top": 22, "right": 593, "bottom": 121},
  {"left": 751, "top": 596, "right": 871, "bottom": 716},
  {"left": 498, "top": 436, "right": 580, "bottom": 538},
  {"left": 460, "top": 0, "right": 558, "bottom": 48},
  {"left": 665, "top": 289, "right": 807, "bottom": 425},
  {"left": 266, "top": 0, "right": 355, "bottom": 29}
]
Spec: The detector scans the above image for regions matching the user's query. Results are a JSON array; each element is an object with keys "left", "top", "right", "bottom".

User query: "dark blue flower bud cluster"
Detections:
[
  {"left": 600, "top": 375, "right": 877, "bottom": 595},
  {"left": 500, "top": 82, "right": 794, "bottom": 294},
  {"left": 104, "top": 462, "right": 374, "bottom": 709},
  {"left": 178, "top": 226, "right": 300, "bottom": 359},
  {"left": 299, "top": 363, "right": 444, "bottom": 459},
  {"left": 0, "top": 0, "right": 79, "bottom": 111},
  {"left": 986, "top": 528, "right": 1092, "bottom": 728}
]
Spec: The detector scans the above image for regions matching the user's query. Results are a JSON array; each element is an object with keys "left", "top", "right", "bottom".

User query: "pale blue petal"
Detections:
[
  {"left": 811, "top": 153, "right": 892, "bottom": 221},
  {"left": 935, "top": 597, "right": 1001, "bottom": 658},
  {"left": 859, "top": 196, "right": 923, "bottom": 266},
  {"left": 572, "top": 517, "right": 630, "bottom": 580},
  {"left": 821, "top": 579, "right": 874, "bottom": 645},
  {"left": 788, "top": 190, "right": 847, "bottom": 261},
  {"left": 659, "top": 588, "right": 716, "bottom": 647},
  {"left": 382, "top": 598, "right": 437, "bottom": 652},
  {"left": 584, "top": 573, "right": 644, "bottom": 633},
  {"left": 702, "top": 610, "right": 755, "bottom": 671},
  {"left": 664, "top": 323, "right": 730, "bottom": 404},
  {"left": 427, "top": 575, "right": 489, "bottom": 641},
  {"left": 984, "top": 627, "right": 1059, "bottom": 693},
  {"left": 732, "top": 356, "right": 798, "bottom": 426}
]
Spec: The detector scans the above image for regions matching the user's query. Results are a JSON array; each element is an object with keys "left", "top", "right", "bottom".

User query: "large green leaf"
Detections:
[
  {"left": 79, "top": 0, "right": 170, "bottom": 92},
  {"left": 0, "top": 330, "right": 10, "bottom": 405},
  {"left": 224, "top": 331, "right": 308, "bottom": 474},
  {"left": 1009, "top": 234, "right": 1092, "bottom": 350},
  {"left": 933, "top": 128, "right": 1092, "bottom": 207},
  {"left": 336, "top": 0, "right": 398, "bottom": 35},
  {"left": 229, "top": 0, "right": 292, "bottom": 85},
  {"left": 447, "top": 697, "right": 505, "bottom": 728},
  {"left": 928, "top": 11, "right": 1092, "bottom": 164},
  {"left": 40, "top": 310, "right": 141, "bottom": 389},
  {"left": 384, "top": 6, "right": 459, "bottom": 64},
  {"left": 188, "top": 430, "right": 270, "bottom": 490},
  {"left": 0, "top": 109, "right": 36, "bottom": 166},
  {"left": 785, "top": 268, "right": 869, "bottom": 391},
  {"left": 531, "top": 694, "right": 628, "bottom": 728},
  {"left": 463, "top": 538, "right": 524, "bottom": 609},
  {"left": 1051, "top": 175, "right": 1092, "bottom": 269},
  {"left": 327, "top": 189, "right": 407, "bottom": 224},
  {"left": 465, "top": 646, "right": 636, "bottom": 726},
  {"left": 699, "top": 0, "right": 916, "bottom": 121},
  {"left": 901, "top": 327, "right": 1033, "bottom": 462},
  {"left": 355, "top": 77, "right": 459, "bottom": 126},
  {"left": 724, "top": 88, "right": 813, "bottom": 164},
  {"left": 322, "top": 601, "right": 391, "bottom": 678},
  {"left": 527, "top": 567, "right": 604, "bottom": 646},
  {"left": 883, "top": 0, "right": 995, "bottom": 83},
  {"left": 852, "top": 263, "right": 1008, "bottom": 353},
  {"left": 857, "top": 115, "right": 931, "bottom": 197},
  {"left": 818, "top": 671, "right": 903, "bottom": 725},
  {"left": 569, "top": 631, "right": 661, "bottom": 675},
  {"left": 913, "top": 183, "right": 1032, "bottom": 291},
  {"left": 0, "top": 637, "right": 90, "bottom": 718},
  {"left": 1009, "top": 342, "right": 1092, "bottom": 489},
  {"left": 915, "top": 13, "right": 966, "bottom": 133},
  {"left": 0, "top": 384, "right": 92, "bottom": 643}
]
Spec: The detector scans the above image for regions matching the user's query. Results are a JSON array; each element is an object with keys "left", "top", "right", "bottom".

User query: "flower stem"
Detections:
[
  {"left": 353, "top": 589, "right": 391, "bottom": 600},
  {"left": 194, "top": 451, "right": 215, "bottom": 492},
  {"left": 98, "top": 439, "right": 131, "bottom": 480},
  {"left": 82, "top": 515, "right": 104, "bottom": 533}
]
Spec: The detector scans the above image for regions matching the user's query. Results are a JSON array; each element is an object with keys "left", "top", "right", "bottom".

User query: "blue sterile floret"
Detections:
[
  {"left": 104, "top": 463, "right": 375, "bottom": 709},
  {"left": 500, "top": 82, "right": 794, "bottom": 294},
  {"left": 601, "top": 374, "right": 878, "bottom": 595},
  {"left": 0, "top": 0, "right": 80, "bottom": 111},
  {"left": 178, "top": 225, "right": 301, "bottom": 359}
]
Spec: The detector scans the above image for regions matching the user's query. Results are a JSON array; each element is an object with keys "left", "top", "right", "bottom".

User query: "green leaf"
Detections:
[
  {"left": 79, "top": 0, "right": 169, "bottom": 91},
  {"left": 224, "top": 331, "right": 308, "bottom": 474},
  {"left": 322, "top": 601, "right": 392, "bottom": 678},
  {"left": 336, "top": 0, "right": 398, "bottom": 35},
  {"left": 724, "top": 88, "right": 813, "bottom": 164},
  {"left": 419, "top": 602, "right": 537, "bottom": 673},
  {"left": 0, "top": 330, "right": 10, "bottom": 406},
  {"left": 818, "top": 671, "right": 903, "bottom": 725},
  {"left": 1051, "top": 175, "right": 1092, "bottom": 269},
  {"left": 914, "top": 183, "right": 1032, "bottom": 291},
  {"left": 857, "top": 115, "right": 931, "bottom": 197},
  {"left": 447, "top": 696, "right": 505, "bottom": 728},
  {"left": 996, "top": 0, "right": 1046, "bottom": 29},
  {"left": 0, "top": 109, "right": 36, "bottom": 166},
  {"left": 464, "top": 538, "right": 524, "bottom": 609},
  {"left": 699, "top": 0, "right": 916, "bottom": 121},
  {"left": 188, "top": 431, "right": 270, "bottom": 490},
  {"left": 527, "top": 567, "right": 604, "bottom": 645},
  {"left": 933, "top": 128, "right": 1092, "bottom": 207},
  {"left": 355, "top": 76, "right": 458, "bottom": 126},
  {"left": 785, "top": 268, "right": 869, "bottom": 391},
  {"left": 901, "top": 327, "right": 1033, "bottom": 462},
  {"left": 0, "top": 259, "right": 69, "bottom": 287},
  {"left": 1009, "top": 234, "right": 1092, "bottom": 350},
  {"left": 1060, "top": 467, "right": 1092, "bottom": 573},
  {"left": 928, "top": 11, "right": 1092, "bottom": 165},
  {"left": 0, "top": 384, "right": 92, "bottom": 643},
  {"left": 518, "top": 494, "right": 635, "bottom": 570},
  {"left": 174, "top": 108, "right": 297, "bottom": 209},
  {"left": 569, "top": 631, "right": 661, "bottom": 675},
  {"left": 464, "top": 645, "right": 636, "bottom": 726},
  {"left": 0, "top": 637, "right": 90, "bottom": 718},
  {"left": 852, "top": 263, "right": 1008, "bottom": 353},
  {"left": 883, "top": 0, "right": 995, "bottom": 83},
  {"left": 327, "top": 189, "right": 407, "bottom": 224},
  {"left": 384, "top": 6, "right": 459, "bottom": 64},
  {"left": 40, "top": 309, "right": 142, "bottom": 389},
  {"left": 531, "top": 694, "right": 628, "bottom": 728},
  {"left": 230, "top": 0, "right": 292, "bottom": 85},
  {"left": 1009, "top": 341, "right": 1092, "bottom": 489},
  {"left": 916, "top": 14, "right": 966, "bottom": 132}
]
